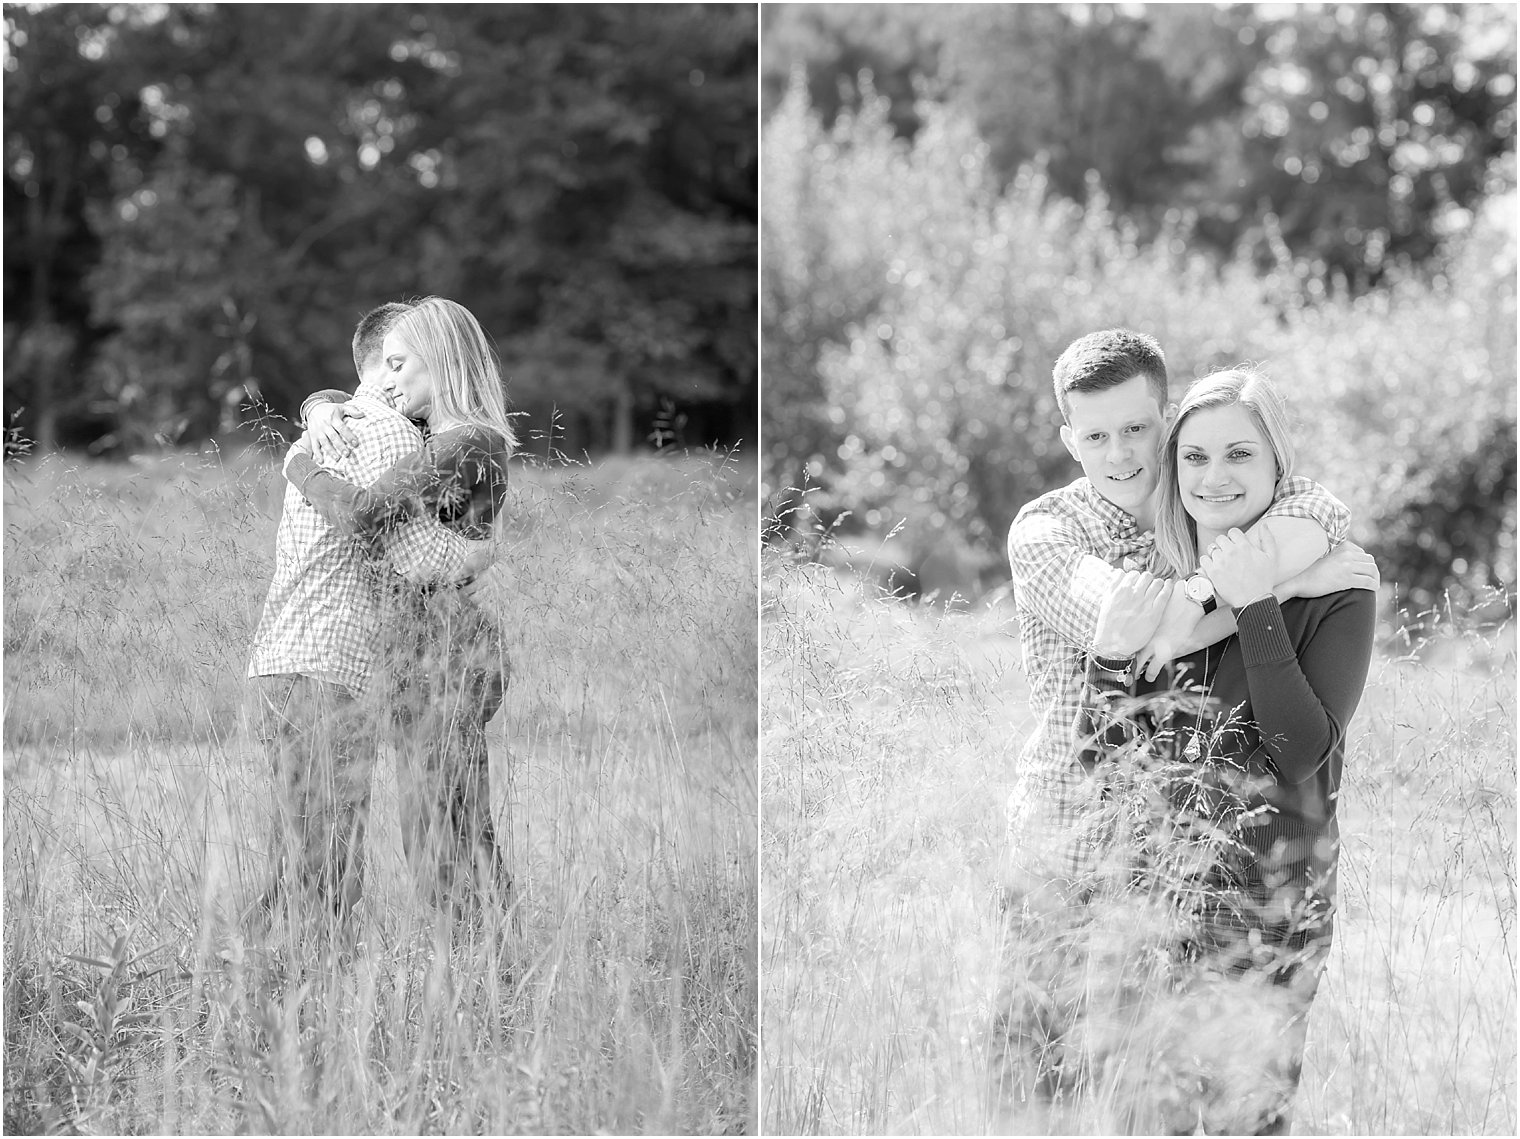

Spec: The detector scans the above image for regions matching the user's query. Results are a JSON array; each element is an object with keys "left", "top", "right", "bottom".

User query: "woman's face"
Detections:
[
  {"left": 381, "top": 329, "right": 434, "bottom": 421},
  {"left": 1175, "top": 403, "right": 1279, "bottom": 536}
]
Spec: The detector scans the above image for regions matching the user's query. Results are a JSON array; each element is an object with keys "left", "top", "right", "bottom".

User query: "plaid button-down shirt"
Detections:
[
  {"left": 248, "top": 388, "right": 474, "bottom": 695},
  {"left": 1004, "top": 474, "right": 1350, "bottom": 883}
]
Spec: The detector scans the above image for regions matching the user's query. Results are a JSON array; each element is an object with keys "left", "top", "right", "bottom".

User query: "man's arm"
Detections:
[
  {"left": 1140, "top": 477, "right": 1353, "bottom": 676},
  {"left": 1007, "top": 507, "right": 1126, "bottom": 652}
]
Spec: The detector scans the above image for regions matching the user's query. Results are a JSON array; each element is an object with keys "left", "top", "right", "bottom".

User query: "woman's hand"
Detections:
[
  {"left": 1092, "top": 570, "right": 1171, "bottom": 657},
  {"left": 1137, "top": 583, "right": 1207, "bottom": 681},
  {"left": 305, "top": 401, "right": 367, "bottom": 467},
  {"left": 1200, "top": 526, "right": 1278, "bottom": 610}
]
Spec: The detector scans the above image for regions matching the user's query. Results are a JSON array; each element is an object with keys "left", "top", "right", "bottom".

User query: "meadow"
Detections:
[
  {"left": 760, "top": 554, "right": 1516, "bottom": 1135},
  {"left": 2, "top": 444, "right": 758, "bottom": 1134}
]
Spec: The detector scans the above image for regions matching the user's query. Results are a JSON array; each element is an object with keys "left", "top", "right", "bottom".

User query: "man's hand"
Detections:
[
  {"left": 460, "top": 540, "right": 496, "bottom": 581},
  {"left": 1092, "top": 570, "right": 1171, "bottom": 657},
  {"left": 1278, "top": 540, "right": 1380, "bottom": 600},
  {"left": 1201, "top": 526, "right": 1278, "bottom": 610},
  {"left": 460, "top": 543, "right": 512, "bottom": 607},
  {"left": 1137, "top": 581, "right": 1207, "bottom": 681},
  {"left": 305, "top": 401, "right": 367, "bottom": 467}
]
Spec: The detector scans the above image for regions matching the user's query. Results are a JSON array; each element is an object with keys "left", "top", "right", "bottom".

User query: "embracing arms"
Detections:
[
  {"left": 1137, "top": 477, "right": 1375, "bottom": 678},
  {"left": 287, "top": 396, "right": 508, "bottom": 541}
]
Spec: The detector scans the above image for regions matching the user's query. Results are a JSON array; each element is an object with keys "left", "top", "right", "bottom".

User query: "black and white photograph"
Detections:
[
  {"left": 761, "top": 3, "right": 1515, "bottom": 1135},
  {"left": 4, "top": 4, "right": 757, "bottom": 1133}
]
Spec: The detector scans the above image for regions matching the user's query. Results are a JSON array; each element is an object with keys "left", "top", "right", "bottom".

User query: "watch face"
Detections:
[{"left": 1186, "top": 575, "right": 1214, "bottom": 603}]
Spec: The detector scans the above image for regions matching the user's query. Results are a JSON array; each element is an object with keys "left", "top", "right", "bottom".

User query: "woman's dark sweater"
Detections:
[{"left": 1091, "top": 589, "right": 1376, "bottom": 900}]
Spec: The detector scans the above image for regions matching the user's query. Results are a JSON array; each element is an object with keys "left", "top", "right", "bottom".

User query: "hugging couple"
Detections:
[
  {"left": 998, "top": 329, "right": 1379, "bottom": 1134},
  {"left": 244, "top": 295, "right": 518, "bottom": 954}
]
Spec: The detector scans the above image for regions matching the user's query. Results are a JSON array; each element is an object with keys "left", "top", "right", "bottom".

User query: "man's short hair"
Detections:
[
  {"left": 351, "top": 302, "right": 413, "bottom": 377},
  {"left": 1052, "top": 329, "right": 1168, "bottom": 421}
]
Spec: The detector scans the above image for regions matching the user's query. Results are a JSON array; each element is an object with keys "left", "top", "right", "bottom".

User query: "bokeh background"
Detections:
[
  {"left": 762, "top": 1, "right": 1516, "bottom": 620},
  {"left": 4, "top": 2, "right": 756, "bottom": 458}
]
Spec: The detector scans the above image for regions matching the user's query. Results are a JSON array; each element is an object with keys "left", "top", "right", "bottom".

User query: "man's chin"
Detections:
[{"left": 1095, "top": 477, "right": 1151, "bottom": 513}]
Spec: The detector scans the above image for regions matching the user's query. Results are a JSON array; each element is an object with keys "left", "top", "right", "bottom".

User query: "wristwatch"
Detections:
[{"left": 1183, "top": 572, "right": 1217, "bottom": 613}]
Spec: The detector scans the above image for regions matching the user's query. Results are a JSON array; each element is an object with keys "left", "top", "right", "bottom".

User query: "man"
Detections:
[
  {"left": 1002, "top": 329, "right": 1377, "bottom": 902},
  {"left": 245, "top": 302, "right": 490, "bottom": 945}
]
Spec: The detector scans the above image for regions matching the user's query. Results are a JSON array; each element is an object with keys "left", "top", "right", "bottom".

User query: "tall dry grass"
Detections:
[
  {"left": 760, "top": 551, "right": 1515, "bottom": 1135},
  {"left": 3, "top": 444, "right": 758, "bottom": 1135}
]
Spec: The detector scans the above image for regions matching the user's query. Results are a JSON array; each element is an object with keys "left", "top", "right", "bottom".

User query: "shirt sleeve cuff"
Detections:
[
  {"left": 1233, "top": 596, "right": 1296, "bottom": 667},
  {"left": 286, "top": 449, "right": 318, "bottom": 491}
]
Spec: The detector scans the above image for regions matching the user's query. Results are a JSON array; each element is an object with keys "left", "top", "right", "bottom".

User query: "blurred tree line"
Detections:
[
  {"left": 763, "top": 2, "right": 1515, "bottom": 614},
  {"left": 4, "top": 2, "right": 757, "bottom": 458}
]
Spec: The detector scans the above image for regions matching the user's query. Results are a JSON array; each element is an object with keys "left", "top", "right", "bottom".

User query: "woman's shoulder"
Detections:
[{"left": 431, "top": 423, "right": 510, "bottom": 469}]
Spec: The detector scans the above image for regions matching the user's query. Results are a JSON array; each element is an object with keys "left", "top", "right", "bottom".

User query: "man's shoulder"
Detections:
[
  {"left": 349, "top": 396, "right": 420, "bottom": 441},
  {"left": 1010, "top": 478, "right": 1102, "bottom": 534}
]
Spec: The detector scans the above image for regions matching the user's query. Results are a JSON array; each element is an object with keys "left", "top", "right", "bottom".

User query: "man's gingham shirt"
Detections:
[
  {"left": 1004, "top": 474, "right": 1350, "bottom": 883},
  {"left": 248, "top": 389, "right": 473, "bottom": 695}
]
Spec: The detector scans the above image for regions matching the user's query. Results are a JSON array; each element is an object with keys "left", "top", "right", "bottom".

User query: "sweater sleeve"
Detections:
[
  {"left": 287, "top": 446, "right": 437, "bottom": 537},
  {"left": 298, "top": 388, "right": 354, "bottom": 424},
  {"left": 1234, "top": 590, "right": 1376, "bottom": 784}
]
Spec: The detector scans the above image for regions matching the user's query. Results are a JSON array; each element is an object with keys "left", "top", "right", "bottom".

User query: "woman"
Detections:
[
  {"left": 286, "top": 296, "right": 518, "bottom": 930},
  {"left": 1083, "top": 368, "right": 1376, "bottom": 1134}
]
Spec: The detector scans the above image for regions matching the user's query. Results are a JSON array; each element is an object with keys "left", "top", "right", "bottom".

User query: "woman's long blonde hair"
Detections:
[
  {"left": 1153, "top": 367, "right": 1297, "bottom": 578},
  {"left": 389, "top": 296, "right": 517, "bottom": 452}
]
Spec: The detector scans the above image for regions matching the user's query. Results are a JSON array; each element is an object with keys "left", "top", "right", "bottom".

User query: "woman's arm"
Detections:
[
  {"left": 286, "top": 446, "right": 438, "bottom": 538},
  {"left": 1234, "top": 591, "right": 1376, "bottom": 784}
]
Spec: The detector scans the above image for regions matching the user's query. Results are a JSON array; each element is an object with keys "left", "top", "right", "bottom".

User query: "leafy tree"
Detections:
[{"left": 4, "top": 2, "right": 757, "bottom": 456}]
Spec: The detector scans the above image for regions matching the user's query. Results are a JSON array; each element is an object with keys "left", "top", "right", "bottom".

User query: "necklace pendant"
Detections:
[{"left": 1183, "top": 734, "right": 1202, "bottom": 762}]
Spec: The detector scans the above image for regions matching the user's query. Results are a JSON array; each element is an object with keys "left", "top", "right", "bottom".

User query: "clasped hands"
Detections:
[{"left": 1095, "top": 529, "right": 1380, "bottom": 681}]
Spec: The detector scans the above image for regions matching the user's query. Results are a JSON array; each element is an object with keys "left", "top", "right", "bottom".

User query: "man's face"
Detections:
[
  {"left": 1059, "top": 373, "right": 1171, "bottom": 519},
  {"left": 379, "top": 329, "right": 435, "bottom": 421}
]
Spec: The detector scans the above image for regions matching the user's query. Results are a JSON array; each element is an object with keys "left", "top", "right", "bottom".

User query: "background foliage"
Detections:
[
  {"left": 762, "top": 2, "right": 1516, "bottom": 615},
  {"left": 4, "top": 2, "right": 757, "bottom": 457}
]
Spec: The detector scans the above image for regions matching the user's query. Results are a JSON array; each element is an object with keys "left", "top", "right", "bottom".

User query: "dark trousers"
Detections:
[
  {"left": 250, "top": 674, "right": 375, "bottom": 942},
  {"left": 384, "top": 588, "right": 514, "bottom": 926}
]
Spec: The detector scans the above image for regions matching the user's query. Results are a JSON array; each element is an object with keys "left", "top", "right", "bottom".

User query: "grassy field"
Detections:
[
  {"left": 761, "top": 555, "right": 1516, "bottom": 1135},
  {"left": 3, "top": 445, "right": 758, "bottom": 1135}
]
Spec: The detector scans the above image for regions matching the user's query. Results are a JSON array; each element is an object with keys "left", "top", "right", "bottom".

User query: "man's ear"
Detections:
[
  {"left": 1163, "top": 401, "right": 1178, "bottom": 426},
  {"left": 1059, "top": 423, "right": 1081, "bottom": 464}
]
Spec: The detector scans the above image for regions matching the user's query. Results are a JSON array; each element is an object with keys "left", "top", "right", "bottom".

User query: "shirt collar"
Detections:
[{"left": 1079, "top": 477, "right": 1146, "bottom": 539}]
